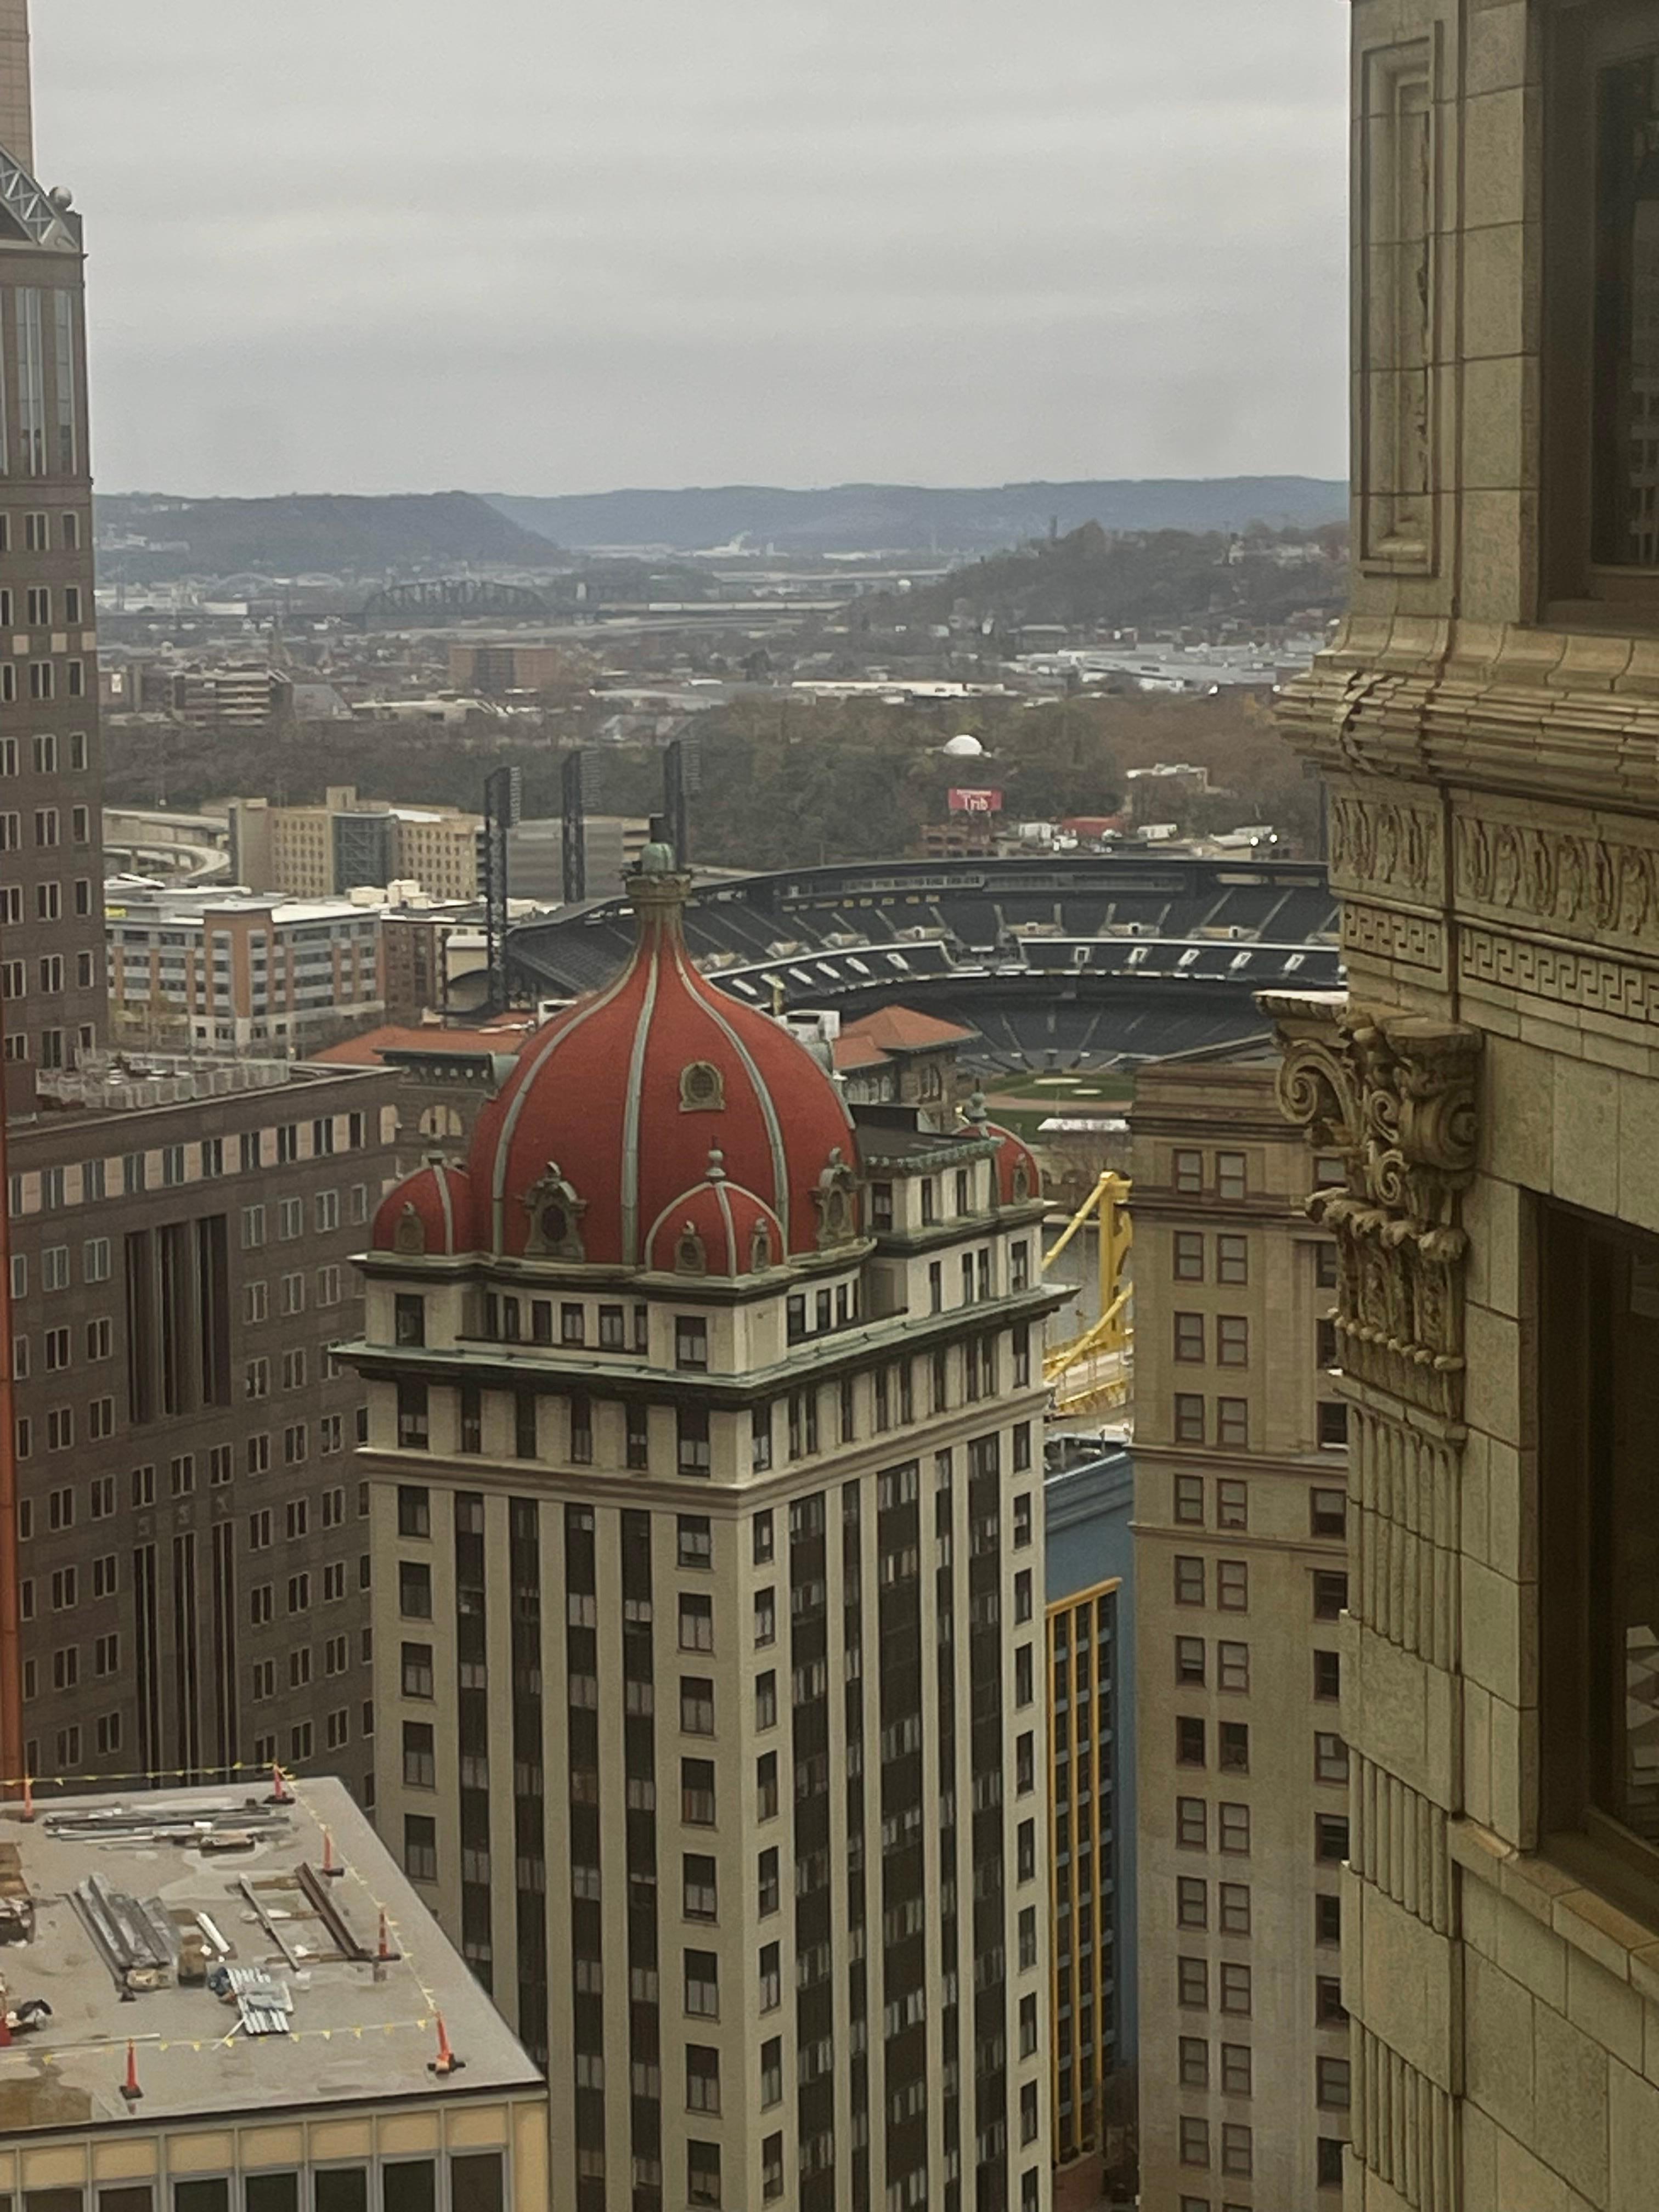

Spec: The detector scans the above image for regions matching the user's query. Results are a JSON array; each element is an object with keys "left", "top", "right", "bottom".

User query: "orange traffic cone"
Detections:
[
  {"left": 268, "top": 1762, "right": 293, "bottom": 1805},
  {"left": 19, "top": 1773, "right": 34, "bottom": 1822},
  {"left": 377, "top": 1909, "right": 391, "bottom": 1960},
  {"left": 320, "top": 1826, "right": 343, "bottom": 1877},
  {"left": 427, "top": 2013, "right": 462, "bottom": 2077},
  {"left": 120, "top": 2039, "right": 143, "bottom": 2102}
]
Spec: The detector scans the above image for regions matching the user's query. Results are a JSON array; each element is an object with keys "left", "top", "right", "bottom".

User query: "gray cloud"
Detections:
[{"left": 33, "top": 0, "right": 1348, "bottom": 496}]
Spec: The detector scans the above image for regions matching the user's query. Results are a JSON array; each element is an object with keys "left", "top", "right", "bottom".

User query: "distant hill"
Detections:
[
  {"left": 95, "top": 491, "right": 564, "bottom": 582},
  {"left": 487, "top": 477, "right": 1348, "bottom": 555},
  {"left": 886, "top": 521, "right": 1346, "bottom": 634}
]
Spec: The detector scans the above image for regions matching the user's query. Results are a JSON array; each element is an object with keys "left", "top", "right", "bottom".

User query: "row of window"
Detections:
[
  {"left": 1173, "top": 1556, "right": 1348, "bottom": 1620},
  {"left": 0, "top": 585, "right": 84, "bottom": 630},
  {"left": 1175, "top": 1312, "right": 1251, "bottom": 1366},
  {"left": 1178, "top": 1718, "right": 1348, "bottom": 1784},
  {"left": 1174, "top": 1801, "right": 1351, "bottom": 1865},
  {"left": 1174, "top": 1474, "right": 1348, "bottom": 1539},
  {"left": 4, "top": 1117, "right": 373, "bottom": 1224},
  {"left": 0, "top": 656, "right": 88, "bottom": 704},
  {"left": 1175, "top": 1634, "right": 1341, "bottom": 1703},
  {"left": 0, "top": 948, "right": 98, "bottom": 999}
]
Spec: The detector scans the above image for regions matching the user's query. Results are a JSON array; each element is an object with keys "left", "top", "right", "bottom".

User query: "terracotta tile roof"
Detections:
[
  {"left": 309, "top": 1020, "right": 537, "bottom": 1066},
  {"left": 839, "top": 1004, "right": 974, "bottom": 1054}
]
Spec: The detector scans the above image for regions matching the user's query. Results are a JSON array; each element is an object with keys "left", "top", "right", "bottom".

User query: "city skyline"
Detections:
[{"left": 30, "top": 0, "right": 1348, "bottom": 500}]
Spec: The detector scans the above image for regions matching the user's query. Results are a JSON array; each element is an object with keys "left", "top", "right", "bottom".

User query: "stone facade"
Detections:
[
  {"left": 1130, "top": 1051, "right": 1351, "bottom": 2210},
  {"left": 1267, "top": 5, "right": 1659, "bottom": 2208}
]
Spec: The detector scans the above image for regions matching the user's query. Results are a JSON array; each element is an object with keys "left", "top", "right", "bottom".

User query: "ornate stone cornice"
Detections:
[
  {"left": 1278, "top": 615, "right": 1659, "bottom": 821},
  {"left": 1260, "top": 991, "right": 1481, "bottom": 1419}
]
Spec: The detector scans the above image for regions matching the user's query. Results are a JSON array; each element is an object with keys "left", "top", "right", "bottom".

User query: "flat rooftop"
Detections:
[{"left": 0, "top": 1780, "right": 540, "bottom": 2137}]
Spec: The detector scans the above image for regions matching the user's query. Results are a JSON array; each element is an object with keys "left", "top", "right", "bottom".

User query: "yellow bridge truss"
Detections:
[{"left": 1041, "top": 1171, "right": 1133, "bottom": 1416}]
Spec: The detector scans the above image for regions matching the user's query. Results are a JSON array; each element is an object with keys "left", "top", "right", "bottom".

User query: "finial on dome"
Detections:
[
  {"left": 637, "top": 839, "right": 676, "bottom": 876},
  {"left": 706, "top": 1146, "right": 727, "bottom": 1182},
  {"left": 964, "top": 1087, "right": 989, "bottom": 1127}
]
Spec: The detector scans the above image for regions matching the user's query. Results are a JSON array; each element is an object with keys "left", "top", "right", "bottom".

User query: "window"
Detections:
[
  {"left": 1317, "top": 1973, "right": 1348, "bottom": 2027},
  {"left": 1215, "top": 1479, "right": 1247, "bottom": 1530},
  {"left": 1217, "top": 1152, "right": 1245, "bottom": 1200},
  {"left": 1174, "top": 1229, "right": 1204, "bottom": 1280},
  {"left": 1175, "top": 1636, "right": 1205, "bottom": 1686},
  {"left": 1317, "top": 1316, "right": 1340, "bottom": 1369},
  {"left": 1316, "top": 1813, "right": 1350, "bottom": 1864},
  {"left": 1217, "top": 1397, "right": 1248, "bottom": 1449},
  {"left": 1313, "top": 1570, "right": 1348, "bottom": 1622},
  {"left": 403, "top": 1722, "right": 436, "bottom": 1789},
  {"left": 678, "top": 1514, "right": 712, "bottom": 1569},
  {"left": 680, "top": 1676, "right": 715, "bottom": 1734},
  {"left": 1220, "top": 1961, "right": 1251, "bottom": 2016},
  {"left": 675, "top": 1316, "right": 708, "bottom": 1370},
  {"left": 1176, "top": 1796, "right": 1206, "bottom": 1849},
  {"left": 1314, "top": 1648, "right": 1341, "bottom": 1702},
  {"left": 1175, "top": 1311, "right": 1205, "bottom": 1363},
  {"left": 1220, "top": 1722, "right": 1249, "bottom": 1774},
  {"left": 684, "top": 1948, "right": 719, "bottom": 2015},
  {"left": 1217, "top": 1315, "right": 1249, "bottom": 1367},
  {"left": 1217, "top": 1232, "right": 1248, "bottom": 1285},
  {"left": 682, "top": 1758, "right": 716, "bottom": 1825},
  {"left": 1315, "top": 1732, "right": 1350, "bottom": 1785},
  {"left": 1221, "top": 2042, "right": 1252, "bottom": 2098},
  {"left": 1175, "top": 1393, "right": 1205, "bottom": 1443},
  {"left": 1219, "top": 1802, "right": 1250, "bottom": 1856},
  {"left": 1177, "top": 1875, "right": 1207, "bottom": 1928},
  {"left": 396, "top": 1382, "right": 428, "bottom": 1451},
  {"left": 1174, "top": 1148, "right": 1203, "bottom": 1194},
  {"left": 678, "top": 1406, "right": 711, "bottom": 1477},
  {"left": 1318, "top": 1399, "right": 1348, "bottom": 1449},
  {"left": 1179, "top": 2115, "right": 1210, "bottom": 2168},
  {"left": 1217, "top": 1560, "right": 1248, "bottom": 1611},
  {"left": 404, "top": 1816, "right": 437, "bottom": 1883},
  {"left": 1220, "top": 1881, "right": 1251, "bottom": 1935},
  {"left": 680, "top": 1852, "right": 715, "bottom": 1919},
  {"left": 686, "top": 2044, "right": 720, "bottom": 2113},
  {"left": 1175, "top": 1555, "right": 1204, "bottom": 1606},
  {"left": 680, "top": 1594, "right": 714, "bottom": 1652},
  {"left": 1311, "top": 1486, "right": 1347, "bottom": 1538},
  {"left": 1218, "top": 1639, "right": 1250, "bottom": 1694},
  {"left": 1177, "top": 1717, "right": 1206, "bottom": 1768},
  {"left": 1317, "top": 2056, "right": 1351, "bottom": 2111},
  {"left": 399, "top": 1561, "right": 432, "bottom": 1619},
  {"left": 1177, "top": 1955, "right": 1208, "bottom": 2008},
  {"left": 402, "top": 1643, "right": 434, "bottom": 1698},
  {"left": 687, "top": 2144, "right": 721, "bottom": 2209},
  {"left": 393, "top": 1294, "right": 424, "bottom": 1347},
  {"left": 1318, "top": 2137, "right": 1346, "bottom": 2189},
  {"left": 1316, "top": 1892, "right": 1342, "bottom": 1946}
]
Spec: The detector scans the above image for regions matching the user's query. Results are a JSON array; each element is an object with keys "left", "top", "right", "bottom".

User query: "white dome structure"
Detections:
[{"left": 943, "top": 732, "right": 984, "bottom": 758}]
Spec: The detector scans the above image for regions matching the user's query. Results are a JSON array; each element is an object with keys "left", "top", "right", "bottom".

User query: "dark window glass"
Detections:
[
  {"left": 448, "top": 2162, "right": 503, "bottom": 2212},
  {"left": 380, "top": 2170, "right": 435, "bottom": 2212},
  {"left": 175, "top": 2190, "right": 230, "bottom": 2212},
  {"left": 314, "top": 2181, "right": 368, "bottom": 2212},
  {"left": 1594, "top": 53, "right": 1659, "bottom": 564}
]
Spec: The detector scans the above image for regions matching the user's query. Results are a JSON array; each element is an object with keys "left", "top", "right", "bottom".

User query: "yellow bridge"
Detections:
[{"left": 1041, "top": 1171, "right": 1133, "bottom": 1416}]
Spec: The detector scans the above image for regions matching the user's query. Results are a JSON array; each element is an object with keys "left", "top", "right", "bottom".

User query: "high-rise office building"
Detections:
[
  {"left": 0, "top": 0, "right": 102, "bottom": 1108},
  {"left": 1129, "top": 1046, "right": 1349, "bottom": 2210},
  {"left": 346, "top": 848, "right": 1058, "bottom": 2212},
  {"left": 1266, "top": 7, "right": 1659, "bottom": 2209}
]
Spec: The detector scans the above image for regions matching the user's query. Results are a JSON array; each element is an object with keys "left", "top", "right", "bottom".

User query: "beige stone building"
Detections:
[
  {"left": 1267, "top": 4, "right": 1659, "bottom": 2209},
  {"left": 0, "top": 1779, "right": 549, "bottom": 2212},
  {"left": 345, "top": 854, "right": 1059, "bottom": 2212},
  {"left": 230, "top": 787, "right": 482, "bottom": 902},
  {"left": 1131, "top": 1048, "right": 1351, "bottom": 2210}
]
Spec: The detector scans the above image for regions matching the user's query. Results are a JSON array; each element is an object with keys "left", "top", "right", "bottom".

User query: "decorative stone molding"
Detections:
[
  {"left": 1329, "top": 792, "right": 1443, "bottom": 904},
  {"left": 1276, "top": 616, "right": 1659, "bottom": 822},
  {"left": 1352, "top": 1752, "right": 1454, "bottom": 1936},
  {"left": 1262, "top": 992, "right": 1481, "bottom": 1421},
  {"left": 1341, "top": 899, "right": 1447, "bottom": 978},
  {"left": 1352, "top": 2026, "right": 1457, "bottom": 2212}
]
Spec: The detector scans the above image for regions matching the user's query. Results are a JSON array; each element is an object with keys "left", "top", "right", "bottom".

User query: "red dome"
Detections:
[
  {"left": 645, "top": 1160, "right": 786, "bottom": 1278},
  {"left": 467, "top": 863, "right": 861, "bottom": 1267},
  {"left": 985, "top": 1122, "right": 1041, "bottom": 1206},
  {"left": 372, "top": 1159, "right": 478, "bottom": 1257}
]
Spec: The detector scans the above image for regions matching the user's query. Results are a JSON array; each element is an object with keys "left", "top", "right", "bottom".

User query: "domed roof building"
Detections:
[
  {"left": 347, "top": 849, "right": 1061, "bottom": 2202},
  {"left": 371, "top": 847, "right": 862, "bottom": 1275}
]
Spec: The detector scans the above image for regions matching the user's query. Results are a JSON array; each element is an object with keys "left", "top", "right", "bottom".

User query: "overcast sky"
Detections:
[{"left": 32, "top": 1, "right": 1349, "bottom": 499}]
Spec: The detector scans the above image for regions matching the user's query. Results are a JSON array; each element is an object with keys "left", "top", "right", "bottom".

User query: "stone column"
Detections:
[{"left": 1264, "top": 990, "right": 1481, "bottom": 2212}]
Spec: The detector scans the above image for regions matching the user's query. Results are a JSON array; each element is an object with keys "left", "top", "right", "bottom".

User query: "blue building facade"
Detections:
[{"left": 1043, "top": 1446, "right": 1136, "bottom": 2176}]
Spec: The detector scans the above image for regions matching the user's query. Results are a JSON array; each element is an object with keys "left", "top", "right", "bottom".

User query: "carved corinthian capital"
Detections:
[{"left": 1258, "top": 990, "right": 1482, "bottom": 1419}]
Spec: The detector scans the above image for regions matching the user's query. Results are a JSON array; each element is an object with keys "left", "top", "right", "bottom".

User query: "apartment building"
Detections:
[
  {"left": 1263, "top": 5, "right": 1659, "bottom": 2208},
  {"left": 1130, "top": 1047, "right": 1349, "bottom": 2211},
  {"left": 230, "top": 786, "right": 482, "bottom": 902},
  {"left": 0, "top": 1778, "right": 549, "bottom": 2210},
  {"left": 106, "top": 883, "right": 385, "bottom": 1053},
  {"left": 7, "top": 1055, "right": 398, "bottom": 1794},
  {"left": 0, "top": 52, "right": 103, "bottom": 1110},
  {"left": 345, "top": 848, "right": 1059, "bottom": 2212}
]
